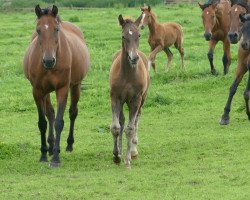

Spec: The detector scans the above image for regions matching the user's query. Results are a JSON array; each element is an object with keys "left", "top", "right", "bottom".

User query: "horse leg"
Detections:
[
  {"left": 66, "top": 84, "right": 80, "bottom": 152},
  {"left": 208, "top": 40, "right": 218, "bottom": 75},
  {"left": 33, "top": 89, "right": 48, "bottom": 162},
  {"left": 118, "top": 110, "right": 125, "bottom": 160},
  {"left": 149, "top": 45, "right": 163, "bottom": 73},
  {"left": 44, "top": 94, "right": 55, "bottom": 156},
  {"left": 110, "top": 98, "right": 123, "bottom": 164},
  {"left": 244, "top": 61, "right": 250, "bottom": 120},
  {"left": 163, "top": 47, "right": 173, "bottom": 71},
  {"left": 222, "top": 39, "right": 231, "bottom": 75},
  {"left": 175, "top": 39, "right": 185, "bottom": 69},
  {"left": 220, "top": 64, "right": 247, "bottom": 125},
  {"left": 50, "top": 86, "right": 69, "bottom": 168},
  {"left": 125, "top": 96, "right": 142, "bottom": 169}
]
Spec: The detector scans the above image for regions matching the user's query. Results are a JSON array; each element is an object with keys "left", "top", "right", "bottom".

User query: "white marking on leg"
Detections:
[
  {"left": 148, "top": 60, "right": 151, "bottom": 71},
  {"left": 45, "top": 24, "right": 49, "bottom": 30}
]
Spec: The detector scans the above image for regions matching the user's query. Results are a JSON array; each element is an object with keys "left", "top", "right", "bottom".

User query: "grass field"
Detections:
[{"left": 0, "top": 4, "right": 250, "bottom": 200}]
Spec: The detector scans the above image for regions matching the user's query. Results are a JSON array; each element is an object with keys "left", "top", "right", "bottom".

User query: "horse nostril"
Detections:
[{"left": 234, "top": 33, "right": 238, "bottom": 38}]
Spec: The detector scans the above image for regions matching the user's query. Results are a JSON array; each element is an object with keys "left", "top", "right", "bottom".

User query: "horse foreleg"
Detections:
[
  {"left": 220, "top": 63, "right": 247, "bottom": 125},
  {"left": 33, "top": 89, "right": 48, "bottom": 162},
  {"left": 50, "top": 86, "right": 68, "bottom": 168},
  {"left": 149, "top": 45, "right": 163, "bottom": 73},
  {"left": 163, "top": 47, "right": 173, "bottom": 71},
  {"left": 125, "top": 96, "right": 142, "bottom": 169},
  {"left": 244, "top": 61, "right": 250, "bottom": 120},
  {"left": 45, "top": 94, "right": 55, "bottom": 156},
  {"left": 110, "top": 97, "right": 122, "bottom": 164},
  {"left": 208, "top": 40, "right": 218, "bottom": 75},
  {"left": 222, "top": 40, "right": 231, "bottom": 75},
  {"left": 66, "top": 84, "right": 81, "bottom": 152}
]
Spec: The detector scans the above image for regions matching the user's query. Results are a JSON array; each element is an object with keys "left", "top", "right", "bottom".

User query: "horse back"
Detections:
[{"left": 162, "top": 22, "right": 183, "bottom": 46}]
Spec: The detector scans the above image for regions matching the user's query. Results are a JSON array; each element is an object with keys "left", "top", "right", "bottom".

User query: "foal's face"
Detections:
[
  {"left": 35, "top": 5, "right": 60, "bottom": 70},
  {"left": 199, "top": 3, "right": 217, "bottom": 41},
  {"left": 228, "top": 5, "right": 246, "bottom": 44},
  {"left": 118, "top": 15, "right": 141, "bottom": 68},
  {"left": 240, "top": 14, "right": 250, "bottom": 51},
  {"left": 140, "top": 10, "right": 151, "bottom": 29}
]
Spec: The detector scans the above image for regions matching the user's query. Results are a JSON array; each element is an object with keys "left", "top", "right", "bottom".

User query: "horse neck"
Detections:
[{"left": 148, "top": 15, "right": 159, "bottom": 35}]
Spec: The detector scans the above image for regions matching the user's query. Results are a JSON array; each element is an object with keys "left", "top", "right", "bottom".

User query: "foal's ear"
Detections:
[
  {"left": 211, "top": 2, "right": 218, "bottom": 10},
  {"left": 52, "top": 5, "right": 58, "bottom": 17},
  {"left": 148, "top": 5, "right": 151, "bottom": 12},
  {"left": 239, "top": 13, "right": 247, "bottom": 23},
  {"left": 198, "top": 2, "right": 205, "bottom": 10},
  {"left": 118, "top": 14, "right": 125, "bottom": 27},
  {"left": 35, "top": 5, "right": 42, "bottom": 18},
  {"left": 135, "top": 14, "right": 142, "bottom": 27}
]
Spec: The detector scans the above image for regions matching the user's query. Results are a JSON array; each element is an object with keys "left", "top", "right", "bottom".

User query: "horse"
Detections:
[
  {"left": 23, "top": 5, "right": 90, "bottom": 167},
  {"left": 220, "top": 13, "right": 250, "bottom": 124},
  {"left": 228, "top": 0, "right": 249, "bottom": 44},
  {"left": 139, "top": 6, "right": 184, "bottom": 73},
  {"left": 220, "top": 1, "right": 250, "bottom": 125},
  {"left": 198, "top": 0, "right": 231, "bottom": 75},
  {"left": 109, "top": 15, "right": 150, "bottom": 168}
]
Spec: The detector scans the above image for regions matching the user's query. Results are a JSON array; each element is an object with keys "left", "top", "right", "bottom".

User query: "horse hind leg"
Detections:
[
  {"left": 175, "top": 33, "right": 185, "bottom": 69},
  {"left": 163, "top": 47, "right": 173, "bottom": 71},
  {"left": 45, "top": 94, "right": 55, "bottom": 156},
  {"left": 66, "top": 84, "right": 81, "bottom": 152}
]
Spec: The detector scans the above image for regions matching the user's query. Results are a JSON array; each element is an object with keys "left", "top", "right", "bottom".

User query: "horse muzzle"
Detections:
[
  {"left": 128, "top": 55, "right": 139, "bottom": 67},
  {"left": 228, "top": 32, "right": 239, "bottom": 44},
  {"left": 204, "top": 32, "right": 212, "bottom": 41},
  {"left": 42, "top": 57, "right": 56, "bottom": 70}
]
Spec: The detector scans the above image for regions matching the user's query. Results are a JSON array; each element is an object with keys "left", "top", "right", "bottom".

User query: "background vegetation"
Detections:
[{"left": 0, "top": 3, "right": 249, "bottom": 200}]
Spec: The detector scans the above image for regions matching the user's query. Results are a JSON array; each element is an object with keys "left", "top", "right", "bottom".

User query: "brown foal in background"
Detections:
[
  {"left": 139, "top": 6, "right": 184, "bottom": 73},
  {"left": 23, "top": 5, "right": 89, "bottom": 167},
  {"left": 109, "top": 15, "right": 150, "bottom": 168}
]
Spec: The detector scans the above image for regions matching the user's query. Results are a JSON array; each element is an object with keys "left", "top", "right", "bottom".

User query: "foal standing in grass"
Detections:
[
  {"left": 23, "top": 5, "right": 89, "bottom": 167},
  {"left": 139, "top": 6, "right": 184, "bottom": 73},
  {"left": 110, "top": 15, "right": 149, "bottom": 168}
]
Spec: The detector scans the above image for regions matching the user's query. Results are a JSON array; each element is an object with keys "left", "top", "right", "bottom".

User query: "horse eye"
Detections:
[
  {"left": 55, "top": 27, "right": 60, "bottom": 32},
  {"left": 139, "top": 34, "right": 141, "bottom": 38},
  {"left": 36, "top": 29, "right": 41, "bottom": 35},
  {"left": 122, "top": 36, "right": 125, "bottom": 39}
]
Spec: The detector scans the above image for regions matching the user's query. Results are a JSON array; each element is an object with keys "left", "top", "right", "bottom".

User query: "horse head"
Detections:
[
  {"left": 35, "top": 5, "right": 61, "bottom": 70},
  {"left": 240, "top": 13, "right": 250, "bottom": 50}
]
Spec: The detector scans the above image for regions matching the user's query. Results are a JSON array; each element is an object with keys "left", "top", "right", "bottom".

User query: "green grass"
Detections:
[{"left": 0, "top": 5, "right": 250, "bottom": 200}]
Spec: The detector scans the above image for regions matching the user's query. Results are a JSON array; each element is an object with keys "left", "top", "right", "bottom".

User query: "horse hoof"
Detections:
[
  {"left": 131, "top": 150, "right": 138, "bottom": 160},
  {"left": 49, "top": 161, "right": 60, "bottom": 168},
  {"left": 113, "top": 156, "right": 121, "bottom": 164},
  {"left": 211, "top": 70, "right": 218, "bottom": 76},
  {"left": 40, "top": 156, "right": 48, "bottom": 162},
  {"left": 220, "top": 116, "right": 229, "bottom": 125},
  {"left": 66, "top": 145, "right": 73, "bottom": 152}
]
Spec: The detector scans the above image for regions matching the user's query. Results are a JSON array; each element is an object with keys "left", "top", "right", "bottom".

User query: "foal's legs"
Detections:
[
  {"left": 149, "top": 45, "right": 163, "bottom": 73},
  {"left": 66, "top": 84, "right": 81, "bottom": 152},
  {"left": 208, "top": 40, "right": 218, "bottom": 75},
  {"left": 33, "top": 89, "right": 48, "bottom": 162},
  {"left": 44, "top": 94, "right": 55, "bottom": 155},
  {"left": 175, "top": 38, "right": 185, "bottom": 69},
  {"left": 125, "top": 96, "right": 142, "bottom": 168},
  {"left": 110, "top": 98, "right": 123, "bottom": 164},
  {"left": 222, "top": 39, "right": 231, "bottom": 75},
  {"left": 163, "top": 47, "right": 173, "bottom": 70},
  {"left": 244, "top": 61, "right": 250, "bottom": 120},
  {"left": 50, "top": 86, "right": 69, "bottom": 168}
]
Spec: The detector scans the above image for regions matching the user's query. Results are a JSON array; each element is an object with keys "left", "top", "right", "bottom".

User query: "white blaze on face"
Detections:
[
  {"left": 235, "top": 7, "right": 238, "bottom": 12},
  {"left": 129, "top": 29, "right": 133, "bottom": 35},
  {"left": 141, "top": 13, "right": 146, "bottom": 24},
  {"left": 45, "top": 24, "right": 49, "bottom": 30},
  {"left": 206, "top": 11, "right": 209, "bottom": 15},
  {"left": 130, "top": 48, "right": 133, "bottom": 59}
]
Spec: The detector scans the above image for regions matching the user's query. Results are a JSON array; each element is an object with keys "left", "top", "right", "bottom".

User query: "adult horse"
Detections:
[
  {"left": 23, "top": 5, "right": 90, "bottom": 167},
  {"left": 198, "top": 0, "right": 231, "bottom": 75},
  {"left": 110, "top": 15, "right": 149, "bottom": 168},
  {"left": 220, "top": 13, "right": 250, "bottom": 124},
  {"left": 139, "top": 6, "right": 184, "bottom": 73},
  {"left": 220, "top": 1, "right": 250, "bottom": 125}
]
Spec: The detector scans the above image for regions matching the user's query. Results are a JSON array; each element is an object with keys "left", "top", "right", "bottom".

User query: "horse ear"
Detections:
[
  {"left": 35, "top": 4, "right": 42, "bottom": 18},
  {"left": 148, "top": 5, "right": 151, "bottom": 12},
  {"left": 231, "top": 0, "right": 236, "bottom": 6},
  {"left": 211, "top": 2, "right": 218, "bottom": 10},
  {"left": 118, "top": 14, "right": 125, "bottom": 27},
  {"left": 198, "top": 2, "right": 205, "bottom": 10},
  {"left": 135, "top": 14, "right": 142, "bottom": 27},
  {"left": 52, "top": 5, "right": 58, "bottom": 17},
  {"left": 239, "top": 13, "right": 247, "bottom": 23}
]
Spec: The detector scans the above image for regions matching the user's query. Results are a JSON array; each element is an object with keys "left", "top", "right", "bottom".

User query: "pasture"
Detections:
[{"left": 0, "top": 4, "right": 249, "bottom": 199}]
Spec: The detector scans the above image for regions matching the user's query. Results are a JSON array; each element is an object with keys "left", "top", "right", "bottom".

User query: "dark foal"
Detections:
[
  {"left": 110, "top": 15, "right": 149, "bottom": 168},
  {"left": 220, "top": 13, "right": 250, "bottom": 124},
  {"left": 199, "top": 0, "right": 231, "bottom": 75},
  {"left": 23, "top": 5, "right": 89, "bottom": 167}
]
